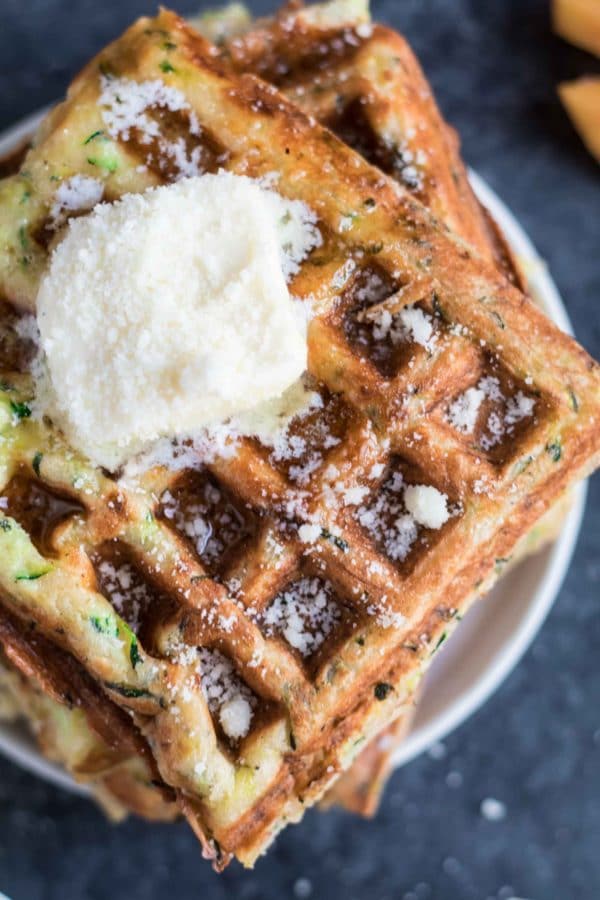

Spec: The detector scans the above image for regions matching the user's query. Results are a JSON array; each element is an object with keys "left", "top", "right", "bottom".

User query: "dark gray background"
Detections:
[{"left": 1, "top": 1, "right": 599, "bottom": 898}]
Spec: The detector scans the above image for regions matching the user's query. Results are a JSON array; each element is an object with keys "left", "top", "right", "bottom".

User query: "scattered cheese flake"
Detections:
[
  {"left": 98, "top": 75, "right": 204, "bottom": 177},
  {"left": 219, "top": 696, "right": 253, "bottom": 741},
  {"left": 298, "top": 523, "right": 322, "bottom": 544},
  {"left": 448, "top": 375, "right": 536, "bottom": 452},
  {"left": 372, "top": 304, "right": 437, "bottom": 353},
  {"left": 161, "top": 479, "right": 248, "bottom": 569},
  {"left": 95, "top": 558, "right": 153, "bottom": 632},
  {"left": 342, "top": 485, "right": 369, "bottom": 506},
  {"left": 505, "top": 391, "right": 536, "bottom": 426},
  {"left": 13, "top": 313, "right": 39, "bottom": 344},
  {"left": 447, "top": 386, "right": 485, "bottom": 434},
  {"left": 404, "top": 484, "right": 449, "bottom": 529},
  {"left": 50, "top": 175, "right": 104, "bottom": 227},
  {"left": 357, "top": 471, "right": 418, "bottom": 562},
  {"left": 235, "top": 379, "right": 323, "bottom": 453},
  {"left": 479, "top": 375, "right": 503, "bottom": 401},
  {"left": 473, "top": 477, "right": 492, "bottom": 497},
  {"left": 264, "top": 577, "right": 340, "bottom": 656},
  {"left": 99, "top": 75, "right": 200, "bottom": 141},
  {"left": 367, "top": 603, "right": 406, "bottom": 629},
  {"left": 369, "top": 462, "right": 385, "bottom": 479},
  {"left": 196, "top": 647, "right": 255, "bottom": 740},
  {"left": 356, "top": 22, "right": 373, "bottom": 39},
  {"left": 381, "top": 136, "right": 424, "bottom": 190}
]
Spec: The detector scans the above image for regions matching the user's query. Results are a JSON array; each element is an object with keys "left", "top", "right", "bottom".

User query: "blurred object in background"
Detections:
[
  {"left": 553, "top": 0, "right": 600, "bottom": 162},
  {"left": 559, "top": 78, "right": 600, "bottom": 161},
  {"left": 553, "top": 0, "right": 600, "bottom": 56}
]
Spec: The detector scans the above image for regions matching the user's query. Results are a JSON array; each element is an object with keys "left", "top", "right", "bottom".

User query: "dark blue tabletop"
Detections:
[{"left": 0, "top": 2, "right": 599, "bottom": 898}]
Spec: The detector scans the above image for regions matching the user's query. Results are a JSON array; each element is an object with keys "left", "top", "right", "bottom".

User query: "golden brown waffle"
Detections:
[
  {"left": 194, "top": 0, "right": 567, "bottom": 812},
  {"left": 0, "top": 1, "right": 563, "bottom": 820},
  {"left": 321, "top": 702, "right": 414, "bottom": 815},
  {"left": 0, "top": 606, "right": 178, "bottom": 822},
  {"left": 0, "top": 657, "right": 176, "bottom": 824},
  {"left": 0, "top": 2, "right": 413, "bottom": 824},
  {"left": 323, "top": 481, "right": 574, "bottom": 813},
  {"left": 0, "top": 9, "right": 598, "bottom": 869},
  {"left": 203, "top": 0, "right": 526, "bottom": 289}
]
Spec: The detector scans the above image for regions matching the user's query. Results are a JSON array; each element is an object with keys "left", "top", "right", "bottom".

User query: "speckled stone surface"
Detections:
[{"left": 0, "top": 2, "right": 599, "bottom": 898}]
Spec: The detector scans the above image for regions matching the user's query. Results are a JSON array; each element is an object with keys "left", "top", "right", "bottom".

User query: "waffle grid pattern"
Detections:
[{"left": 0, "top": 7, "right": 597, "bottom": 867}]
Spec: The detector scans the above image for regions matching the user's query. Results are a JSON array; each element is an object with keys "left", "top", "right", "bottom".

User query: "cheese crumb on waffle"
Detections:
[{"left": 0, "top": 7, "right": 598, "bottom": 869}]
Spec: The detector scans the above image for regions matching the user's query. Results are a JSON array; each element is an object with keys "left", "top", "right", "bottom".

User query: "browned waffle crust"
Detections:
[
  {"left": 0, "top": 605, "right": 178, "bottom": 819},
  {"left": 0, "top": 9, "right": 598, "bottom": 868},
  {"left": 0, "top": 3, "right": 549, "bottom": 819},
  {"left": 196, "top": 1, "right": 563, "bottom": 811},
  {"left": 211, "top": 3, "right": 526, "bottom": 289}
]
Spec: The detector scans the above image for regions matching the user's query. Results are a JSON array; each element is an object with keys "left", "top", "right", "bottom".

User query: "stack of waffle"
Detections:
[{"left": 0, "top": 0, "right": 598, "bottom": 869}]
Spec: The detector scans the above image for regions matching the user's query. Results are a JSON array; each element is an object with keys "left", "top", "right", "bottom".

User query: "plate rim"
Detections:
[{"left": 0, "top": 110, "right": 587, "bottom": 790}]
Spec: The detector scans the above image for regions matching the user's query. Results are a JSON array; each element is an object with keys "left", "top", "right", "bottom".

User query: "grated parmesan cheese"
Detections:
[
  {"left": 196, "top": 647, "right": 255, "bottom": 741},
  {"left": 298, "top": 523, "right": 322, "bottom": 544},
  {"left": 357, "top": 471, "right": 418, "bottom": 562},
  {"left": 478, "top": 375, "right": 503, "bottom": 401},
  {"left": 366, "top": 601, "right": 406, "bottom": 629},
  {"left": 264, "top": 577, "right": 340, "bottom": 656},
  {"left": 243, "top": 384, "right": 342, "bottom": 487},
  {"left": 232, "top": 378, "right": 324, "bottom": 450},
  {"left": 448, "top": 376, "right": 536, "bottom": 451},
  {"left": 397, "top": 306, "right": 437, "bottom": 350},
  {"left": 480, "top": 380, "right": 535, "bottom": 451},
  {"left": 161, "top": 479, "right": 249, "bottom": 570},
  {"left": 404, "top": 484, "right": 449, "bottom": 529},
  {"left": 372, "top": 304, "right": 437, "bottom": 353},
  {"left": 358, "top": 470, "right": 450, "bottom": 562},
  {"left": 49, "top": 175, "right": 104, "bottom": 228},
  {"left": 98, "top": 75, "right": 204, "bottom": 178},
  {"left": 447, "top": 386, "right": 485, "bottom": 434},
  {"left": 505, "top": 391, "right": 536, "bottom": 426},
  {"left": 36, "top": 173, "right": 320, "bottom": 470},
  {"left": 342, "top": 485, "right": 370, "bottom": 506},
  {"left": 99, "top": 76, "right": 200, "bottom": 142},
  {"left": 393, "top": 145, "right": 424, "bottom": 190},
  {"left": 219, "top": 697, "right": 253, "bottom": 741}
]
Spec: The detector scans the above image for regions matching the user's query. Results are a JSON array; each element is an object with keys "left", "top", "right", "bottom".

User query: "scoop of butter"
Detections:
[{"left": 36, "top": 173, "right": 319, "bottom": 469}]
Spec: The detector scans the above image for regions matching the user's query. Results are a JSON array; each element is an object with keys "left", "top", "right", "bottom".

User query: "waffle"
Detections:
[
  {"left": 0, "top": 662, "right": 178, "bottom": 822},
  {"left": 320, "top": 700, "right": 414, "bottom": 815},
  {"left": 193, "top": 0, "right": 568, "bottom": 813},
  {"left": 0, "top": 625, "right": 178, "bottom": 823},
  {"left": 197, "top": 0, "right": 526, "bottom": 290},
  {"left": 0, "top": 8, "right": 599, "bottom": 869},
  {"left": 0, "top": 1, "right": 567, "bottom": 821}
]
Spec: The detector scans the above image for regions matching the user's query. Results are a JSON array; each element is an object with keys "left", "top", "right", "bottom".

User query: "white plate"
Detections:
[{"left": 0, "top": 113, "right": 586, "bottom": 792}]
